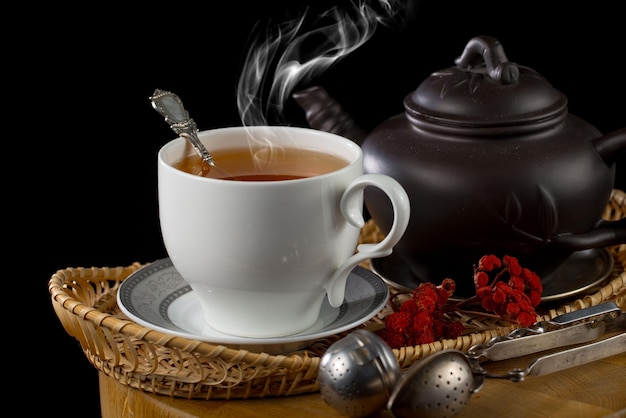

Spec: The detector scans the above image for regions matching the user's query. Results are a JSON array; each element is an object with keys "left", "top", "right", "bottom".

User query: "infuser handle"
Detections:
[
  {"left": 518, "top": 332, "right": 626, "bottom": 381},
  {"left": 468, "top": 302, "right": 623, "bottom": 361}
]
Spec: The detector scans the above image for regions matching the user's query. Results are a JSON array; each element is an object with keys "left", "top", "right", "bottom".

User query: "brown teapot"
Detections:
[{"left": 294, "top": 35, "right": 626, "bottom": 293}]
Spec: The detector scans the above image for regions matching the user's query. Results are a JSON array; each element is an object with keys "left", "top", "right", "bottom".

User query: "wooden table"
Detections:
[{"left": 100, "top": 349, "right": 626, "bottom": 417}]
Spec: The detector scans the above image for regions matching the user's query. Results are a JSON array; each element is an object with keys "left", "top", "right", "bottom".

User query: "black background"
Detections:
[{"left": 20, "top": 1, "right": 624, "bottom": 416}]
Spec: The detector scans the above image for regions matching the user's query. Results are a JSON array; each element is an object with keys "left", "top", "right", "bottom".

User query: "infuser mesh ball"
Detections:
[
  {"left": 387, "top": 350, "right": 476, "bottom": 418},
  {"left": 318, "top": 329, "right": 400, "bottom": 418}
]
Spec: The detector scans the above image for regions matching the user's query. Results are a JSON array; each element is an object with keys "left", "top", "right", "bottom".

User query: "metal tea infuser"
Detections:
[
  {"left": 318, "top": 302, "right": 626, "bottom": 418},
  {"left": 318, "top": 329, "right": 400, "bottom": 417}
]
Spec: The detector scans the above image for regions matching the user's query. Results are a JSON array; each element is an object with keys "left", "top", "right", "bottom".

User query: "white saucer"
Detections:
[{"left": 117, "top": 258, "right": 389, "bottom": 354}]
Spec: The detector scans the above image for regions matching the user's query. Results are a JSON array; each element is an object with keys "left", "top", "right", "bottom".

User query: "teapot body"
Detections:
[
  {"left": 363, "top": 111, "right": 614, "bottom": 289},
  {"left": 293, "top": 35, "right": 626, "bottom": 292}
]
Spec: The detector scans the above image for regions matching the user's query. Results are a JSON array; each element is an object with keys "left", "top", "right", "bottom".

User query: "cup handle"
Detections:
[{"left": 325, "top": 174, "right": 410, "bottom": 307}]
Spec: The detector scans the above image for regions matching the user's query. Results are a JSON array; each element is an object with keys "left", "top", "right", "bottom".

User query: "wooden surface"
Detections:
[{"left": 100, "top": 349, "right": 626, "bottom": 418}]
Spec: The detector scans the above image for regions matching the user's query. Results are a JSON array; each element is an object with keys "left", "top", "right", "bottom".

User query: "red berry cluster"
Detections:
[
  {"left": 473, "top": 254, "right": 543, "bottom": 327},
  {"left": 379, "top": 279, "right": 464, "bottom": 349},
  {"left": 379, "top": 254, "right": 543, "bottom": 349}
]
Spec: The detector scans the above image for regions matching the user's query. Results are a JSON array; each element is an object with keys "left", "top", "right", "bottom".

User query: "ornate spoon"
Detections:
[{"left": 149, "top": 89, "right": 218, "bottom": 172}]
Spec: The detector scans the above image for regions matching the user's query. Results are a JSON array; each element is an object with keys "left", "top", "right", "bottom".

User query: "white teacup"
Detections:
[{"left": 158, "top": 126, "right": 410, "bottom": 338}]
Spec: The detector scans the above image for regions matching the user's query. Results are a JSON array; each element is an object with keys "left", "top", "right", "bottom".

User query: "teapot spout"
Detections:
[
  {"left": 293, "top": 86, "right": 369, "bottom": 145},
  {"left": 594, "top": 127, "right": 626, "bottom": 165}
]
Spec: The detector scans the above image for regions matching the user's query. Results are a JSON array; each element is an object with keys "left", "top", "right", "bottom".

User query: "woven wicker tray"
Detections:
[{"left": 50, "top": 189, "right": 626, "bottom": 400}]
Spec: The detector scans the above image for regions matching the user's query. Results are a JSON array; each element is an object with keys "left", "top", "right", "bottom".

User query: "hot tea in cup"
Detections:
[
  {"left": 173, "top": 146, "right": 348, "bottom": 181},
  {"left": 158, "top": 126, "right": 410, "bottom": 338}
]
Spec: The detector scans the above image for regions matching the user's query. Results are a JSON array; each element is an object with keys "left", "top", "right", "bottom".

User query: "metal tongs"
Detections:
[
  {"left": 321, "top": 302, "right": 625, "bottom": 417},
  {"left": 466, "top": 301, "right": 626, "bottom": 385}
]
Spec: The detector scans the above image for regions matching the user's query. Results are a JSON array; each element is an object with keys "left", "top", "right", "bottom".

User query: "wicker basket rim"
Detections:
[
  {"left": 49, "top": 267, "right": 318, "bottom": 369},
  {"left": 51, "top": 189, "right": 626, "bottom": 360}
]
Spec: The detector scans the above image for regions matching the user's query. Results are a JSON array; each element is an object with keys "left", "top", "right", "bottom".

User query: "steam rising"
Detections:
[{"left": 237, "top": 0, "right": 415, "bottom": 126}]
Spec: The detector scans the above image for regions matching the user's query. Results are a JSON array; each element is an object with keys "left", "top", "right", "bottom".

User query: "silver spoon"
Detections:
[{"left": 149, "top": 89, "right": 224, "bottom": 175}]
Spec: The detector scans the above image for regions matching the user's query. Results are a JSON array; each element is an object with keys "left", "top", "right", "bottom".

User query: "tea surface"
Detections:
[{"left": 173, "top": 146, "right": 349, "bottom": 181}]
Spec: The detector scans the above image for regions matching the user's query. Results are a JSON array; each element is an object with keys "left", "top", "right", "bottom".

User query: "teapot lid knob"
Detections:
[
  {"left": 404, "top": 35, "right": 568, "bottom": 133},
  {"left": 454, "top": 36, "right": 520, "bottom": 84}
]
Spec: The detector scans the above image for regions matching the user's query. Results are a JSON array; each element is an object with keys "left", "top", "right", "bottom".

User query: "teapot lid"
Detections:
[{"left": 404, "top": 36, "right": 568, "bottom": 132}]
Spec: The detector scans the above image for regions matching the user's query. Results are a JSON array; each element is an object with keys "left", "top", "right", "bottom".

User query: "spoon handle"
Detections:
[{"left": 149, "top": 89, "right": 216, "bottom": 167}]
